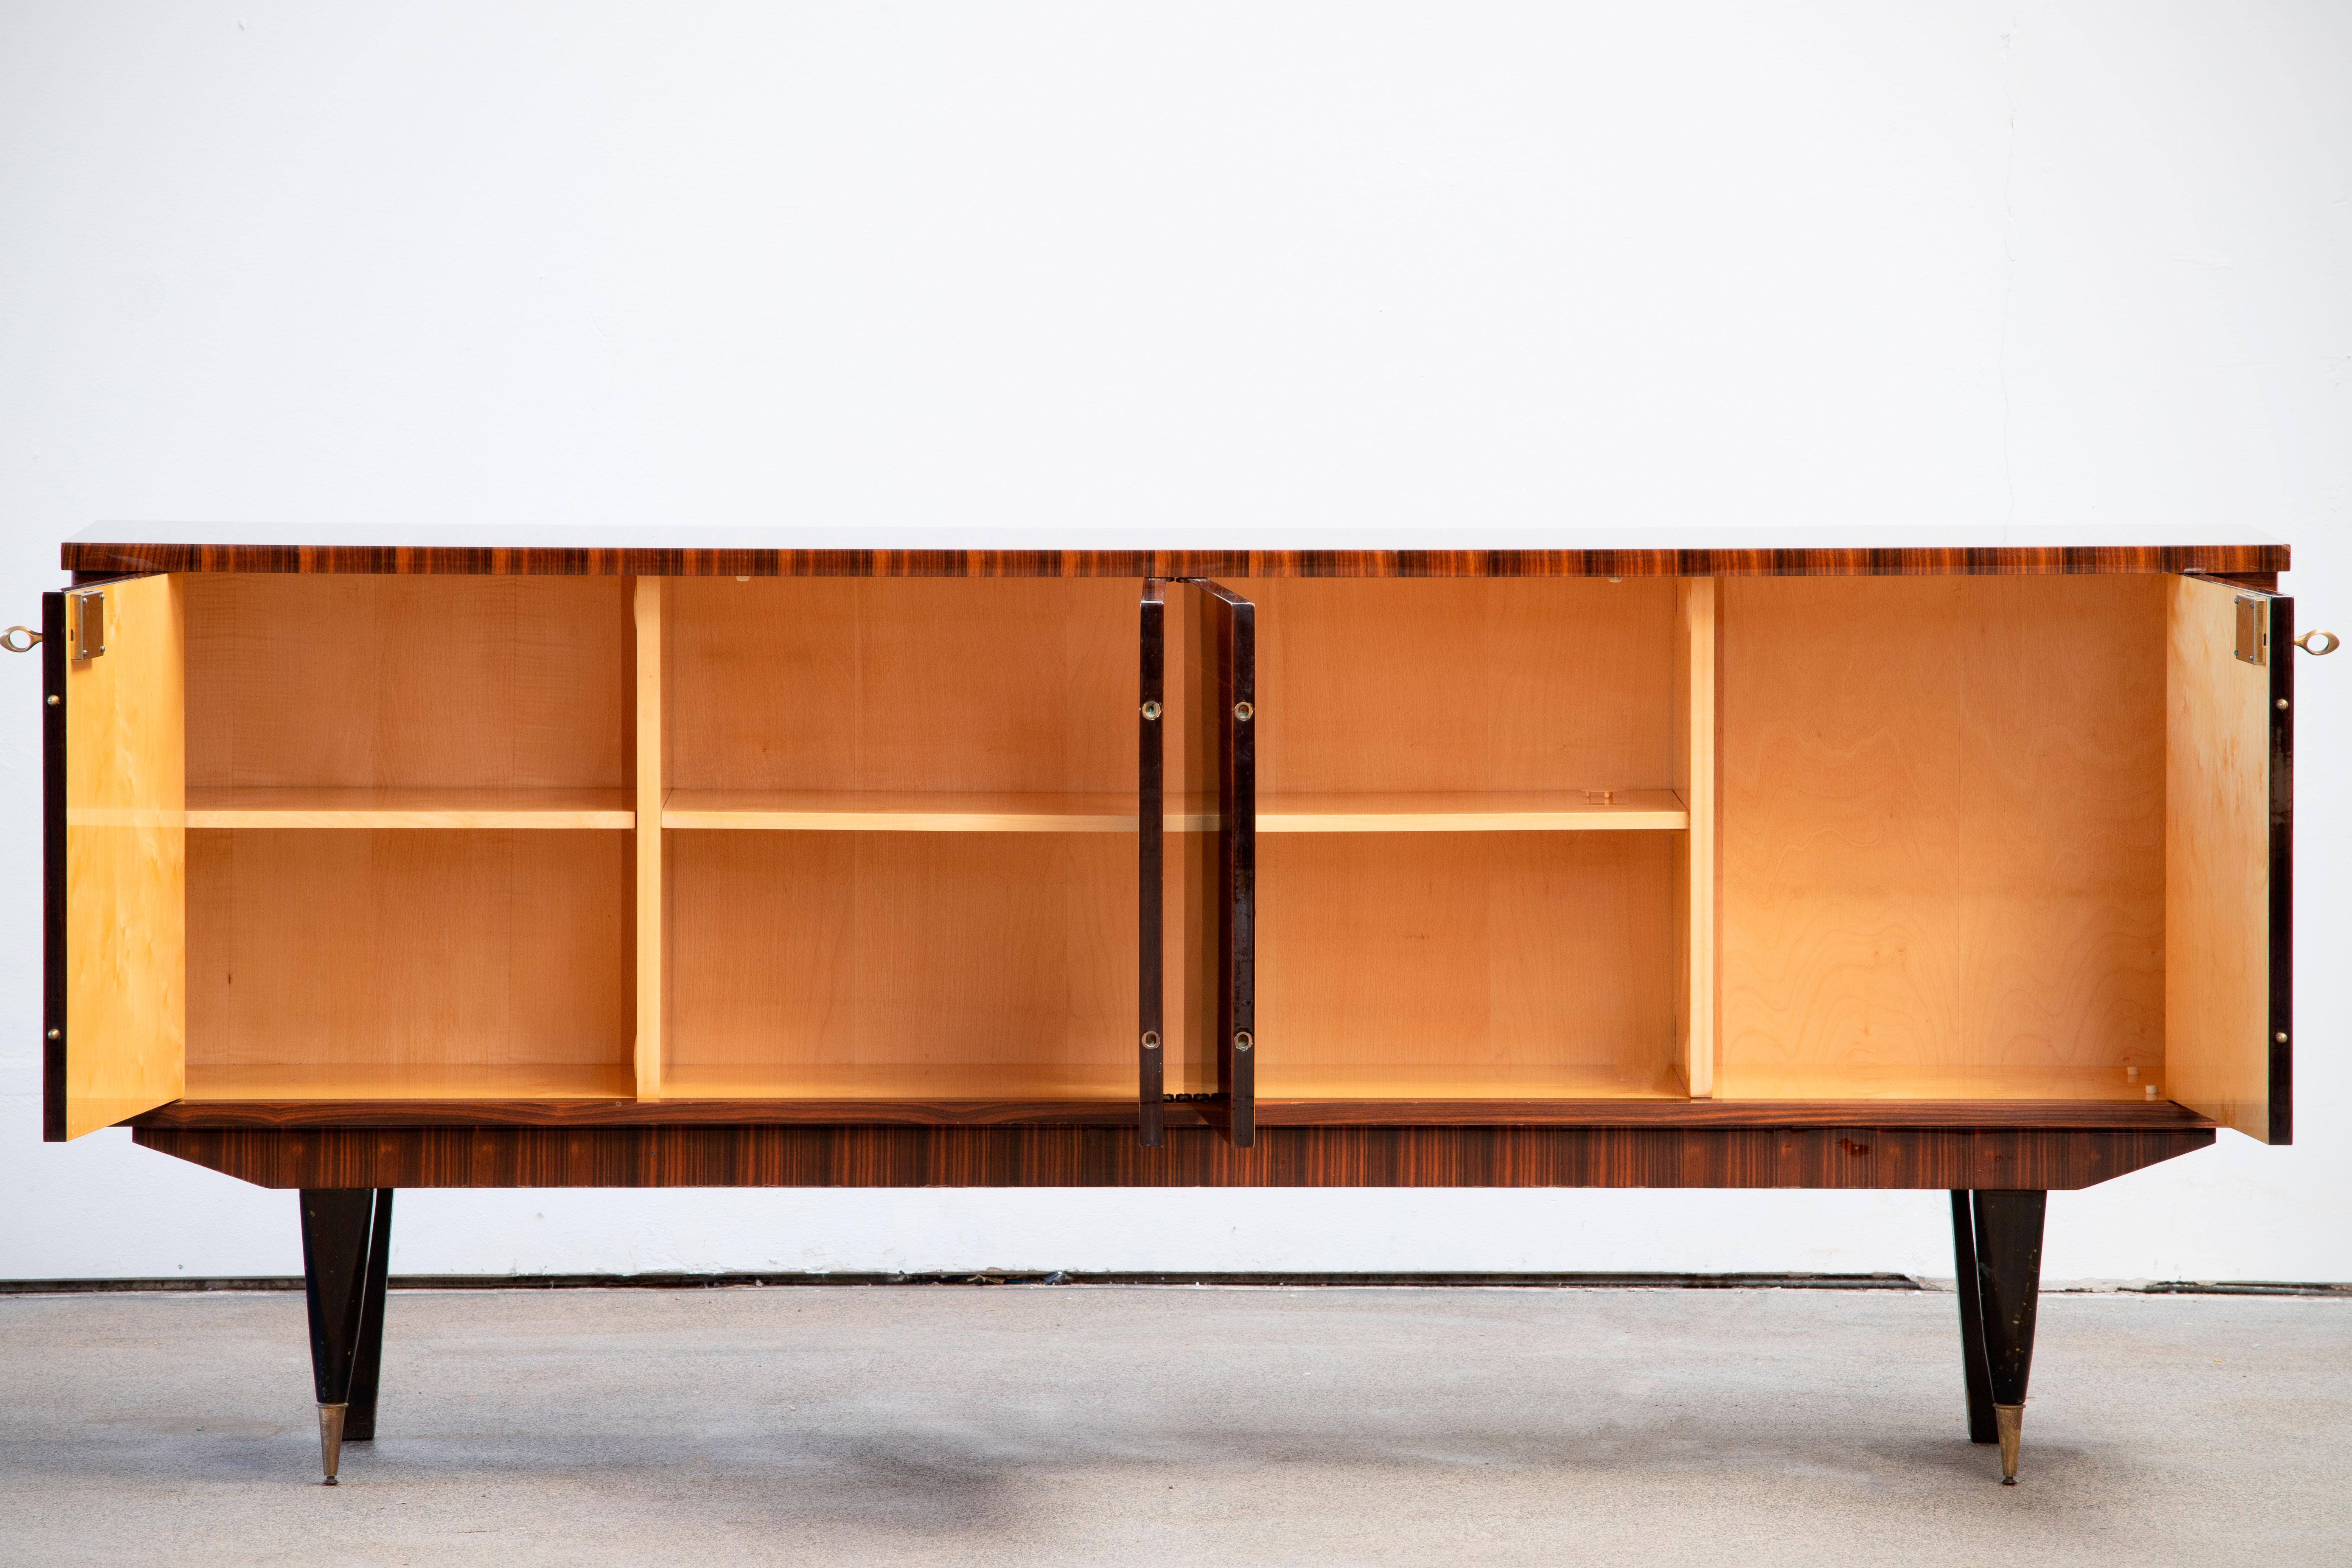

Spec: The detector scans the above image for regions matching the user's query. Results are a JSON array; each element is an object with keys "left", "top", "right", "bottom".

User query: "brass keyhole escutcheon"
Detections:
[
  {"left": 1233, "top": 701, "right": 1253, "bottom": 722},
  {"left": 1141, "top": 1031, "right": 1161, "bottom": 1051},
  {"left": 1140, "top": 700, "right": 1162, "bottom": 720},
  {"left": 1233, "top": 1031, "right": 1253, "bottom": 1052}
]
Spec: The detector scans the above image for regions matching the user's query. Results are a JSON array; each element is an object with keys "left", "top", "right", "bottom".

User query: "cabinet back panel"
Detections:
[
  {"left": 184, "top": 575, "right": 632, "bottom": 789},
  {"left": 1255, "top": 832, "right": 1680, "bottom": 1098},
  {"left": 1718, "top": 576, "right": 2165, "bottom": 1099},
  {"left": 667, "top": 578, "right": 1135, "bottom": 794},
  {"left": 665, "top": 831, "right": 1133, "bottom": 1098},
  {"left": 185, "top": 829, "right": 633, "bottom": 1093},
  {"left": 1247, "top": 578, "right": 1675, "bottom": 795}
]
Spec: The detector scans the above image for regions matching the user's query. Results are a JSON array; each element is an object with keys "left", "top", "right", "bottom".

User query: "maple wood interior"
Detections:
[
  {"left": 660, "top": 578, "right": 1143, "bottom": 1098},
  {"left": 663, "top": 830, "right": 1136, "bottom": 1099},
  {"left": 183, "top": 828, "right": 634, "bottom": 1100},
  {"left": 1246, "top": 577, "right": 1678, "bottom": 796},
  {"left": 1255, "top": 831, "right": 1681, "bottom": 1099},
  {"left": 174, "top": 577, "right": 638, "bottom": 1099},
  {"left": 154, "top": 571, "right": 2207, "bottom": 1106},
  {"left": 1716, "top": 574, "right": 2169, "bottom": 1101},
  {"left": 1236, "top": 578, "right": 1687, "bottom": 1098},
  {"left": 182, "top": 573, "right": 634, "bottom": 793}
]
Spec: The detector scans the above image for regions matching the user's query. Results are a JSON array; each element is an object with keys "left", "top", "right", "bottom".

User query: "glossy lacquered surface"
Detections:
[
  {"left": 135, "top": 1118, "right": 2211, "bottom": 1190},
  {"left": 67, "top": 541, "right": 2288, "bottom": 581}
]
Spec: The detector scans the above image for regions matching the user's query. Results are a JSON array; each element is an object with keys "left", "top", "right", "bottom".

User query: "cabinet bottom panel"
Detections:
[{"left": 132, "top": 1121, "right": 2216, "bottom": 1191}]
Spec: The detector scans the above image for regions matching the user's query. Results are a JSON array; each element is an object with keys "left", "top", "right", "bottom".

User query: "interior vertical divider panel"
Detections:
[
  {"left": 41, "top": 531, "right": 2320, "bottom": 1486},
  {"left": 633, "top": 576, "right": 667, "bottom": 1103}
]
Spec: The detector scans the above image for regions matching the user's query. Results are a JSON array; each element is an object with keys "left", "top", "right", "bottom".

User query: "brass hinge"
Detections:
[
  {"left": 67, "top": 587, "right": 105, "bottom": 661},
  {"left": 2234, "top": 596, "right": 2268, "bottom": 666}
]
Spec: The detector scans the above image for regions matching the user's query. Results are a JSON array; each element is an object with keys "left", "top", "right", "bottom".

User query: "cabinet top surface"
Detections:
[{"left": 62, "top": 523, "right": 2287, "bottom": 578}]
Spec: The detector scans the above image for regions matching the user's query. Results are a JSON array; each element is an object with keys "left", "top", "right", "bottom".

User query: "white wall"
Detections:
[{"left": 3, "top": 2, "right": 2347, "bottom": 1282}]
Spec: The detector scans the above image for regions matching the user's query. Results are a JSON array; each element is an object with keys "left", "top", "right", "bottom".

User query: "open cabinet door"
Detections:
[
  {"left": 1175, "top": 579, "right": 1255, "bottom": 1147},
  {"left": 2166, "top": 576, "right": 2291, "bottom": 1144},
  {"left": 1138, "top": 581, "right": 1166, "bottom": 1147},
  {"left": 45, "top": 575, "right": 186, "bottom": 1140}
]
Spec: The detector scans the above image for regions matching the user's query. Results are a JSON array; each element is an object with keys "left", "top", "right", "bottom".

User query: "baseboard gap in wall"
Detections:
[{"left": 6, "top": 1270, "right": 2347, "bottom": 1296}]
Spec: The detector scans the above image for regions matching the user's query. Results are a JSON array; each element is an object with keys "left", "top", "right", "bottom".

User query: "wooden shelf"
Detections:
[
  {"left": 186, "top": 787, "right": 634, "bottom": 830},
  {"left": 659, "top": 1061, "right": 1134, "bottom": 1100},
  {"left": 1713, "top": 1065, "right": 2162, "bottom": 1102},
  {"left": 183, "top": 1062, "right": 636, "bottom": 1101},
  {"left": 1256, "top": 1060, "right": 1689, "bottom": 1100},
  {"left": 1256, "top": 790, "right": 1688, "bottom": 833},
  {"left": 662, "top": 789, "right": 1140, "bottom": 833},
  {"left": 654, "top": 790, "right": 1689, "bottom": 833}
]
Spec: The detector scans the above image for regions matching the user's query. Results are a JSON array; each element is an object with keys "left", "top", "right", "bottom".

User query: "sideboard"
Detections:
[{"left": 40, "top": 535, "right": 2312, "bottom": 1489}]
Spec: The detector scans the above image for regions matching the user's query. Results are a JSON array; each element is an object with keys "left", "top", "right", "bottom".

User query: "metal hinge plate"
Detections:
[
  {"left": 66, "top": 587, "right": 105, "bottom": 662},
  {"left": 2234, "top": 595, "right": 2268, "bottom": 665}
]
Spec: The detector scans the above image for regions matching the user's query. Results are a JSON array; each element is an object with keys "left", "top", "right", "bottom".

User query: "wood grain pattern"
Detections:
[
  {"left": 69, "top": 542, "right": 2291, "bottom": 581},
  {"left": 667, "top": 577, "right": 1134, "bottom": 795},
  {"left": 1718, "top": 577, "right": 2165, "bottom": 1099},
  {"left": 183, "top": 830, "right": 633, "bottom": 1097},
  {"left": 1254, "top": 791, "right": 1687, "bottom": 831},
  {"left": 1959, "top": 577, "right": 2166, "bottom": 1096},
  {"left": 1256, "top": 832, "right": 1680, "bottom": 1099},
  {"left": 1248, "top": 578, "right": 1674, "bottom": 796},
  {"left": 129, "top": 1096, "right": 2219, "bottom": 1131},
  {"left": 2164, "top": 577, "right": 2276, "bottom": 1140},
  {"left": 63, "top": 576, "right": 186, "bottom": 1137},
  {"left": 664, "top": 830, "right": 1133, "bottom": 1099},
  {"left": 662, "top": 790, "right": 1140, "bottom": 831},
  {"left": 634, "top": 577, "right": 666, "bottom": 1103},
  {"left": 183, "top": 787, "right": 632, "bottom": 829},
  {"left": 131, "top": 1119, "right": 2215, "bottom": 1191},
  {"left": 183, "top": 574, "right": 631, "bottom": 791}
]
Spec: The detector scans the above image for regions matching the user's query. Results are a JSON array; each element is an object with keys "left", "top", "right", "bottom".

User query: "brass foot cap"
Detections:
[
  {"left": 1994, "top": 1402, "right": 2024, "bottom": 1484},
  {"left": 317, "top": 1402, "right": 347, "bottom": 1485}
]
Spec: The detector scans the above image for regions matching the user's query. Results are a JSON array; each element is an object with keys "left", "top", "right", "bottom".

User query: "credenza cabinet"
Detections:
[{"left": 39, "top": 537, "right": 2308, "bottom": 1489}]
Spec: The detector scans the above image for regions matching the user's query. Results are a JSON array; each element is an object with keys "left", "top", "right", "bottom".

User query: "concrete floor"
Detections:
[{"left": 1, "top": 1287, "right": 2346, "bottom": 1566}]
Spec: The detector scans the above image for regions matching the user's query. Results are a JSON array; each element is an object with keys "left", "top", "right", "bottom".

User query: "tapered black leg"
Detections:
[
  {"left": 300, "top": 1189, "right": 390, "bottom": 1484},
  {"left": 1964, "top": 1190, "right": 2047, "bottom": 1485},
  {"left": 344, "top": 1191, "right": 395, "bottom": 1443},
  {"left": 1951, "top": 1191, "right": 1998, "bottom": 1444}
]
